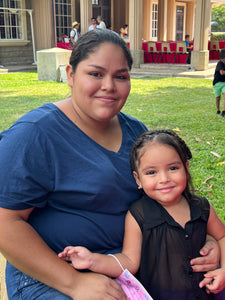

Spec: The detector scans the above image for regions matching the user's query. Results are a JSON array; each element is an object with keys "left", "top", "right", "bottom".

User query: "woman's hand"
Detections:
[
  {"left": 190, "top": 237, "right": 220, "bottom": 273},
  {"left": 70, "top": 272, "right": 127, "bottom": 300}
]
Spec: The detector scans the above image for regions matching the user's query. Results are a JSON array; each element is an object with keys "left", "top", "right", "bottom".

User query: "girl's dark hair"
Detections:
[
  {"left": 130, "top": 129, "right": 194, "bottom": 202},
  {"left": 69, "top": 29, "right": 133, "bottom": 73}
]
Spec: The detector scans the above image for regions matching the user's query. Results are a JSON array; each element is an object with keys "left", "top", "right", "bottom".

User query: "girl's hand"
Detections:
[
  {"left": 203, "top": 268, "right": 225, "bottom": 294},
  {"left": 58, "top": 246, "right": 94, "bottom": 270}
]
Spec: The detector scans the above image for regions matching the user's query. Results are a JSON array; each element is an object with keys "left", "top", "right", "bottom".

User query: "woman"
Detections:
[{"left": 0, "top": 29, "right": 220, "bottom": 300}]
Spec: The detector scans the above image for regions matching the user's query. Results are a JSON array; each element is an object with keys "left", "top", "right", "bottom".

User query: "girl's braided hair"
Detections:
[{"left": 130, "top": 129, "right": 194, "bottom": 202}]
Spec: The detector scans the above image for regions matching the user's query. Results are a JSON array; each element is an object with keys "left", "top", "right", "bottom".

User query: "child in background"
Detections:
[
  {"left": 185, "top": 34, "right": 192, "bottom": 64},
  {"left": 213, "top": 48, "right": 225, "bottom": 116},
  {"left": 59, "top": 130, "right": 225, "bottom": 300}
]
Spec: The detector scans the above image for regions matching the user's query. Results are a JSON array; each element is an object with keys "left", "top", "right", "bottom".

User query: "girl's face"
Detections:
[
  {"left": 133, "top": 143, "right": 188, "bottom": 207},
  {"left": 67, "top": 42, "right": 131, "bottom": 124}
]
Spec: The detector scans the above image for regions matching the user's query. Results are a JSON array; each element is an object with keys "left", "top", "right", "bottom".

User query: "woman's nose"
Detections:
[{"left": 101, "top": 75, "right": 115, "bottom": 91}]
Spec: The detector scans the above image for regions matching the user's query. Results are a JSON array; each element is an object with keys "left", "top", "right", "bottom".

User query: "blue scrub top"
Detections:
[{"left": 0, "top": 103, "right": 147, "bottom": 254}]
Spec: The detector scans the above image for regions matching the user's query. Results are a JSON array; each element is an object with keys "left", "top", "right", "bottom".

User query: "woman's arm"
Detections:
[
  {"left": 190, "top": 203, "right": 223, "bottom": 273},
  {"left": 0, "top": 207, "right": 127, "bottom": 300},
  {"left": 190, "top": 235, "right": 221, "bottom": 273}
]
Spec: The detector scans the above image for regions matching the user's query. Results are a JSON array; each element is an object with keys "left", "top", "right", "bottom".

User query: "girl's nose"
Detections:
[{"left": 159, "top": 171, "right": 169, "bottom": 183}]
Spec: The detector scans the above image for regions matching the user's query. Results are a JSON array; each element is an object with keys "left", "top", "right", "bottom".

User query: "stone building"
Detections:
[{"left": 0, "top": 1, "right": 225, "bottom": 70}]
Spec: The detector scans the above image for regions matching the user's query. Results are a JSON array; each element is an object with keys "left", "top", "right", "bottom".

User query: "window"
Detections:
[
  {"left": 55, "top": 0, "right": 72, "bottom": 42},
  {"left": 152, "top": 3, "right": 158, "bottom": 39},
  {"left": 92, "top": 0, "right": 99, "bottom": 5},
  {"left": 176, "top": 5, "right": 185, "bottom": 41},
  {"left": 0, "top": 0, "right": 23, "bottom": 39}
]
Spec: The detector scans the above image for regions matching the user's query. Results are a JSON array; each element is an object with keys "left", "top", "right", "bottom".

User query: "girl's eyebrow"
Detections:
[
  {"left": 88, "top": 64, "right": 129, "bottom": 73},
  {"left": 142, "top": 161, "right": 182, "bottom": 172}
]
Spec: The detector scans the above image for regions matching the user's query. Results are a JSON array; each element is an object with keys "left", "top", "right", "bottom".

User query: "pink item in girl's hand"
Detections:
[
  {"left": 108, "top": 254, "right": 153, "bottom": 300},
  {"left": 115, "top": 268, "right": 153, "bottom": 300}
]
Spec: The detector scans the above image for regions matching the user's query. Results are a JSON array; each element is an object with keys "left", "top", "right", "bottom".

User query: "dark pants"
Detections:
[{"left": 186, "top": 49, "right": 191, "bottom": 64}]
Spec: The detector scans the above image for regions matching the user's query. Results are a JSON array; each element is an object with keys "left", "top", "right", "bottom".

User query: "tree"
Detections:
[{"left": 211, "top": 5, "right": 225, "bottom": 31}]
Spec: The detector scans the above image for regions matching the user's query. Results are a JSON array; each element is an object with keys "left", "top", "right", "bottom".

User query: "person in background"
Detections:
[
  {"left": 59, "top": 129, "right": 225, "bottom": 300},
  {"left": 185, "top": 34, "right": 192, "bottom": 65},
  {"left": 97, "top": 16, "right": 106, "bottom": 29},
  {"left": 70, "top": 21, "right": 80, "bottom": 45},
  {"left": 120, "top": 24, "right": 128, "bottom": 39},
  {"left": 0, "top": 29, "right": 221, "bottom": 300},
  {"left": 88, "top": 17, "right": 96, "bottom": 31},
  {"left": 213, "top": 48, "right": 225, "bottom": 116}
]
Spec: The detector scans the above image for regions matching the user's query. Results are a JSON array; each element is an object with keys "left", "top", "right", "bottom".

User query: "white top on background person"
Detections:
[
  {"left": 70, "top": 21, "right": 79, "bottom": 44},
  {"left": 89, "top": 17, "right": 96, "bottom": 31},
  {"left": 97, "top": 16, "right": 106, "bottom": 29}
]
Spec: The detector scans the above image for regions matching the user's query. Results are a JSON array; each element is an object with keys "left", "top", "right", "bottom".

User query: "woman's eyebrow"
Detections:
[{"left": 88, "top": 64, "right": 129, "bottom": 72}]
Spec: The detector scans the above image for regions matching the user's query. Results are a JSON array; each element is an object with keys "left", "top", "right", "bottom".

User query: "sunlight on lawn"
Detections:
[{"left": 0, "top": 72, "right": 224, "bottom": 222}]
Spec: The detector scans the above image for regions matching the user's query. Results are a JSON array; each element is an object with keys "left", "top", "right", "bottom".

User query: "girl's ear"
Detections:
[
  {"left": 66, "top": 64, "right": 74, "bottom": 88},
  {"left": 186, "top": 161, "right": 189, "bottom": 170},
  {"left": 133, "top": 171, "right": 142, "bottom": 189}
]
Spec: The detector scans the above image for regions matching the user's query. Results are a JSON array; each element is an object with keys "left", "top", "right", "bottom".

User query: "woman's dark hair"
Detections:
[
  {"left": 130, "top": 129, "right": 194, "bottom": 202},
  {"left": 69, "top": 29, "right": 133, "bottom": 73}
]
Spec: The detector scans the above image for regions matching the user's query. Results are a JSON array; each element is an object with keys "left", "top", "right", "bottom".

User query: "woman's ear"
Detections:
[
  {"left": 133, "top": 171, "right": 142, "bottom": 189},
  {"left": 66, "top": 64, "right": 74, "bottom": 88}
]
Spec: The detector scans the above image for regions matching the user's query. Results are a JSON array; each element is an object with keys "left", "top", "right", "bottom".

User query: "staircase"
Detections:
[{"left": 131, "top": 61, "right": 217, "bottom": 79}]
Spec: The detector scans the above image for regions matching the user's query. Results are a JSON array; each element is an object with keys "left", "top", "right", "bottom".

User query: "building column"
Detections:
[
  {"left": 80, "top": 0, "right": 92, "bottom": 34},
  {"left": 191, "top": 0, "right": 211, "bottom": 70},
  {"left": 158, "top": 0, "right": 168, "bottom": 41},
  {"left": 129, "top": 0, "right": 144, "bottom": 68},
  {"left": 186, "top": 2, "right": 195, "bottom": 40},
  {"left": 167, "top": 0, "right": 175, "bottom": 41}
]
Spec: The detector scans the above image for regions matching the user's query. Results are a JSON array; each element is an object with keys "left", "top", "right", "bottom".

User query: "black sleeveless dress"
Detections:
[{"left": 129, "top": 194, "right": 214, "bottom": 300}]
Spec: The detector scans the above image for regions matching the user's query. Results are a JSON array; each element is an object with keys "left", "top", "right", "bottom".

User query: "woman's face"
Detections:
[{"left": 67, "top": 42, "right": 131, "bottom": 124}]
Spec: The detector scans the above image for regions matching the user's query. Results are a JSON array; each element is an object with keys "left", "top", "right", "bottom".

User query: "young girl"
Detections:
[{"left": 59, "top": 130, "right": 225, "bottom": 300}]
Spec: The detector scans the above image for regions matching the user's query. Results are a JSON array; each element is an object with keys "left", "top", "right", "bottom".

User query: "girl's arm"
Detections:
[
  {"left": 59, "top": 211, "right": 142, "bottom": 278},
  {"left": 200, "top": 204, "right": 225, "bottom": 293},
  {"left": 0, "top": 207, "right": 127, "bottom": 300}
]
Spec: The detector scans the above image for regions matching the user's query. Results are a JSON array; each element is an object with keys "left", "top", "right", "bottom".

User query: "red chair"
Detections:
[
  {"left": 174, "top": 42, "right": 188, "bottom": 64},
  {"left": 146, "top": 41, "right": 161, "bottom": 63},
  {"left": 210, "top": 41, "right": 219, "bottom": 60},
  {"left": 161, "top": 42, "right": 174, "bottom": 63}
]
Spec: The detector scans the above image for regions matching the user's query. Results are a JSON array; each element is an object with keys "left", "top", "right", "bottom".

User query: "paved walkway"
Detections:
[{"left": 0, "top": 61, "right": 217, "bottom": 79}]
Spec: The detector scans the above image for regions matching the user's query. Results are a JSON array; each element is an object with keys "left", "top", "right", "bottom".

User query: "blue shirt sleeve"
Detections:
[{"left": 0, "top": 122, "right": 54, "bottom": 209}]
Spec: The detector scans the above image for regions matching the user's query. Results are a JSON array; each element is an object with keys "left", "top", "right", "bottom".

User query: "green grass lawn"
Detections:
[{"left": 0, "top": 72, "right": 224, "bottom": 222}]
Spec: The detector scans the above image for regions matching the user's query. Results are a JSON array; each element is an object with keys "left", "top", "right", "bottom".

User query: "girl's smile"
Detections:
[{"left": 134, "top": 143, "right": 188, "bottom": 207}]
